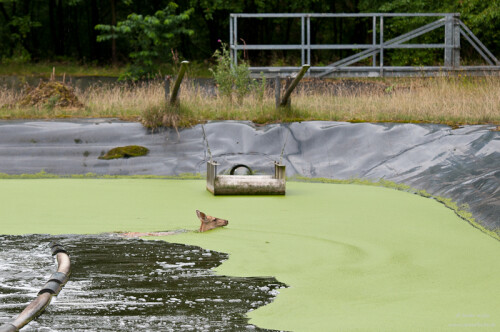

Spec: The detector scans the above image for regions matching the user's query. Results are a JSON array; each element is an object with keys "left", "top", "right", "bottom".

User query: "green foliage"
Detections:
[
  {"left": 209, "top": 43, "right": 234, "bottom": 99},
  {"left": 233, "top": 61, "right": 253, "bottom": 104},
  {"left": 256, "top": 73, "right": 266, "bottom": 103},
  {"left": 0, "top": 0, "right": 498, "bottom": 72},
  {"left": 1, "top": 14, "right": 40, "bottom": 63},
  {"left": 209, "top": 42, "right": 255, "bottom": 104},
  {"left": 44, "top": 94, "right": 60, "bottom": 111},
  {"left": 96, "top": 3, "right": 193, "bottom": 80}
]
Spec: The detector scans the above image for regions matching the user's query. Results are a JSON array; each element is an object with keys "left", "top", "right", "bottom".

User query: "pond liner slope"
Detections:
[{"left": 0, "top": 119, "right": 498, "bottom": 232}]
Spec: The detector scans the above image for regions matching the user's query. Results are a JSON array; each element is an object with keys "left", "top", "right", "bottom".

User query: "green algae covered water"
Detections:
[{"left": 0, "top": 179, "right": 498, "bottom": 331}]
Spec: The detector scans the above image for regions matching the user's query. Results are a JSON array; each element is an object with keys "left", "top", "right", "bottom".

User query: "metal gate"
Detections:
[{"left": 229, "top": 13, "right": 500, "bottom": 77}]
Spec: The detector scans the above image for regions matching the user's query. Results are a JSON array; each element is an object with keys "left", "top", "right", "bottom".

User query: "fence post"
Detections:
[
  {"left": 380, "top": 16, "right": 384, "bottom": 77},
  {"left": 275, "top": 76, "right": 281, "bottom": 109},
  {"left": 164, "top": 75, "right": 171, "bottom": 102},
  {"left": 444, "top": 15, "right": 454, "bottom": 67},
  {"left": 279, "top": 64, "right": 310, "bottom": 108},
  {"left": 169, "top": 61, "right": 189, "bottom": 106},
  {"left": 301, "top": 16, "right": 305, "bottom": 66},
  {"left": 229, "top": 15, "right": 233, "bottom": 69},
  {"left": 282, "top": 77, "right": 292, "bottom": 108},
  {"left": 307, "top": 16, "right": 311, "bottom": 67},
  {"left": 372, "top": 16, "right": 377, "bottom": 67},
  {"left": 453, "top": 15, "right": 460, "bottom": 67}
]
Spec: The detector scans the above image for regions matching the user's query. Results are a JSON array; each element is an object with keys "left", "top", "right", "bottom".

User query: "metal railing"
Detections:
[{"left": 229, "top": 13, "right": 500, "bottom": 77}]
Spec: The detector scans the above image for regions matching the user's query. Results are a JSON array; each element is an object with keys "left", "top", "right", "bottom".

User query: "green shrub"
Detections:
[{"left": 209, "top": 42, "right": 256, "bottom": 104}]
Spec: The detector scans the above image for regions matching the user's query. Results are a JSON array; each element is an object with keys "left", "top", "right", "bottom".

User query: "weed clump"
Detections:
[
  {"left": 19, "top": 81, "right": 84, "bottom": 109},
  {"left": 98, "top": 145, "right": 149, "bottom": 160},
  {"left": 141, "top": 105, "right": 165, "bottom": 130}
]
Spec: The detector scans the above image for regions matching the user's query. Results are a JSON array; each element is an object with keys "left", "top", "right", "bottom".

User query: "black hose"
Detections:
[
  {"left": 229, "top": 164, "right": 253, "bottom": 175},
  {"left": 0, "top": 243, "right": 71, "bottom": 331}
]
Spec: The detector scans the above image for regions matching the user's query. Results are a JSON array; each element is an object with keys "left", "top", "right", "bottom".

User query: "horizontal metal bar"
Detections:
[
  {"left": 251, "top": 67, "right": 500, "bottom": 78},
  {"left": 308, "top": 44, "right": 449, "bottom": 50},
  {"left": 385, "top": 44, "right": 447, "bottom": 49},
  {"left": 232, "top": 45, "right": 306, "bottom": 50},
  {"left": 249, "top": 65, "right": 500, "bottom": 72},
  {"left": 233, "top": 44, "right": 449, "bottom": 51},
  {"left": 313, "top": 66, "right": 450, "bottom": 71},
  {"left": 231, "top": 13, "right": 459, "bottom": 18}
]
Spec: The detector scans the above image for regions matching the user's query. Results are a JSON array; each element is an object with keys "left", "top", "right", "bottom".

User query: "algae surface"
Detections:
[{"left": 0, "top": 179, "right": 498, "bottom": 331}]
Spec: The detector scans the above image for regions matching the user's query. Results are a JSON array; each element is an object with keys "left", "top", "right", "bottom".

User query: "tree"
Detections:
[
  {"left": 0, "top": 0, "right": 41, "bottom": 62},
  {"left": 96, "top": 2, "right": 194, "bottom": 79}
]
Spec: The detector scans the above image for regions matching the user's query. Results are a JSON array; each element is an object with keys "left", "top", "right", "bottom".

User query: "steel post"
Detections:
[
  {"left": 444, "top": 15, "right": 453, "bottom": 67},
  {"left": 380, "top": 16, "right": 384, "bottom": 76},
  {"left": 372, "top": 16, "right": 377, "bottom": 67},
  {"left": 234, "top": 16, "right": 238, "bottom": 66},
  {"left": 453, "top": 16, "right": 460, "bottom": 67},
  {"left": 229, "top": 15, "right": 234, "bottom": 68},
  {"left": 307, "top": 16, "right": 311, "bottom": 66},
  {"left": 301, "top": 16, "right": 305, "bottom": 66}
]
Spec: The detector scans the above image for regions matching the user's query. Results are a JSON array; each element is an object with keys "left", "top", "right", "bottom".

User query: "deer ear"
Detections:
[{"left": 196, "top": 210, "right": 206, "bottom": 220}]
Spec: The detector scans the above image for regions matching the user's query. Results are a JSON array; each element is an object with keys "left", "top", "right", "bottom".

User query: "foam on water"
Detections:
[{"left": 0, "top": 234, "right": 286, "bottom": 331}]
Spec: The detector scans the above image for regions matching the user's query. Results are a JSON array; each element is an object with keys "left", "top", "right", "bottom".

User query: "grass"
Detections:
[{"left": 1, "top": 75, "right": 499, "bottom": 126}]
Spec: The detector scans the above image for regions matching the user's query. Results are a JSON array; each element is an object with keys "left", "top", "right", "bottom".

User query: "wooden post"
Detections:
[
  {"left": 164, "top": 75, "right": 171, "bottom": 102},
  {"left": 169, "top": 61, "right": 189, "bottom": 106},
  {"left": 279, "top": 64, "right": 310, "bottom": 108},
  {"left": 283, "top": 77, "right": 292, "bottom": 108}
]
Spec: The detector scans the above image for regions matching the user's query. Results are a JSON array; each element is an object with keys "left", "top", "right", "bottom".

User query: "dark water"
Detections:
[{"left": 0, "top": 234, "right": 286, "bottom": 331}]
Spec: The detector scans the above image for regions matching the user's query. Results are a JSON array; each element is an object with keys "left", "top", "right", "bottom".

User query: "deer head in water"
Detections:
[{"left": 196, "top": 210, "right": 229, "bottom": 232}]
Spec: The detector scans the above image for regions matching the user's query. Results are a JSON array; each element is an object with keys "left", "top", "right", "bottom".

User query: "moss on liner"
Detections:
[{"left": 98, "top": 145, "right": 149, "bottom": 160}]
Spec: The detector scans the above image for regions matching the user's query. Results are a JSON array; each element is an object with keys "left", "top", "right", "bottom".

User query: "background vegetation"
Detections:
[
  {"left": 1, "top": 75, "right": 499, "bottom": 127},
  {"left": 0, "top": 0, "right": 498, "bottom": 79}
]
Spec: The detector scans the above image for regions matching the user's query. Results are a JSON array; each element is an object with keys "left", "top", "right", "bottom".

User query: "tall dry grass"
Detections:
[{"left": 1, "top": 76, "right": 499, "bottom": 126}]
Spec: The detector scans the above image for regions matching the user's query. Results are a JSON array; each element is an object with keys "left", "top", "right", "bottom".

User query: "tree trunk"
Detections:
[
  {"left": 56, "top": 0, "right": 64, "bottom": 55},
  {"left": 110, "top": 0, "right": 117, "bottom": 65},
  {"left": 49, "top": 0, "right": 57, "bottom": 56},
  {"left": 89, "top": 0, "right": 99, "bottom": 60}
]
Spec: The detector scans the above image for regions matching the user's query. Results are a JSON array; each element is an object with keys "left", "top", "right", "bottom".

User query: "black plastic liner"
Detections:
[{"left": 0, "top": 119, "right": 498, "bottom": 231}]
